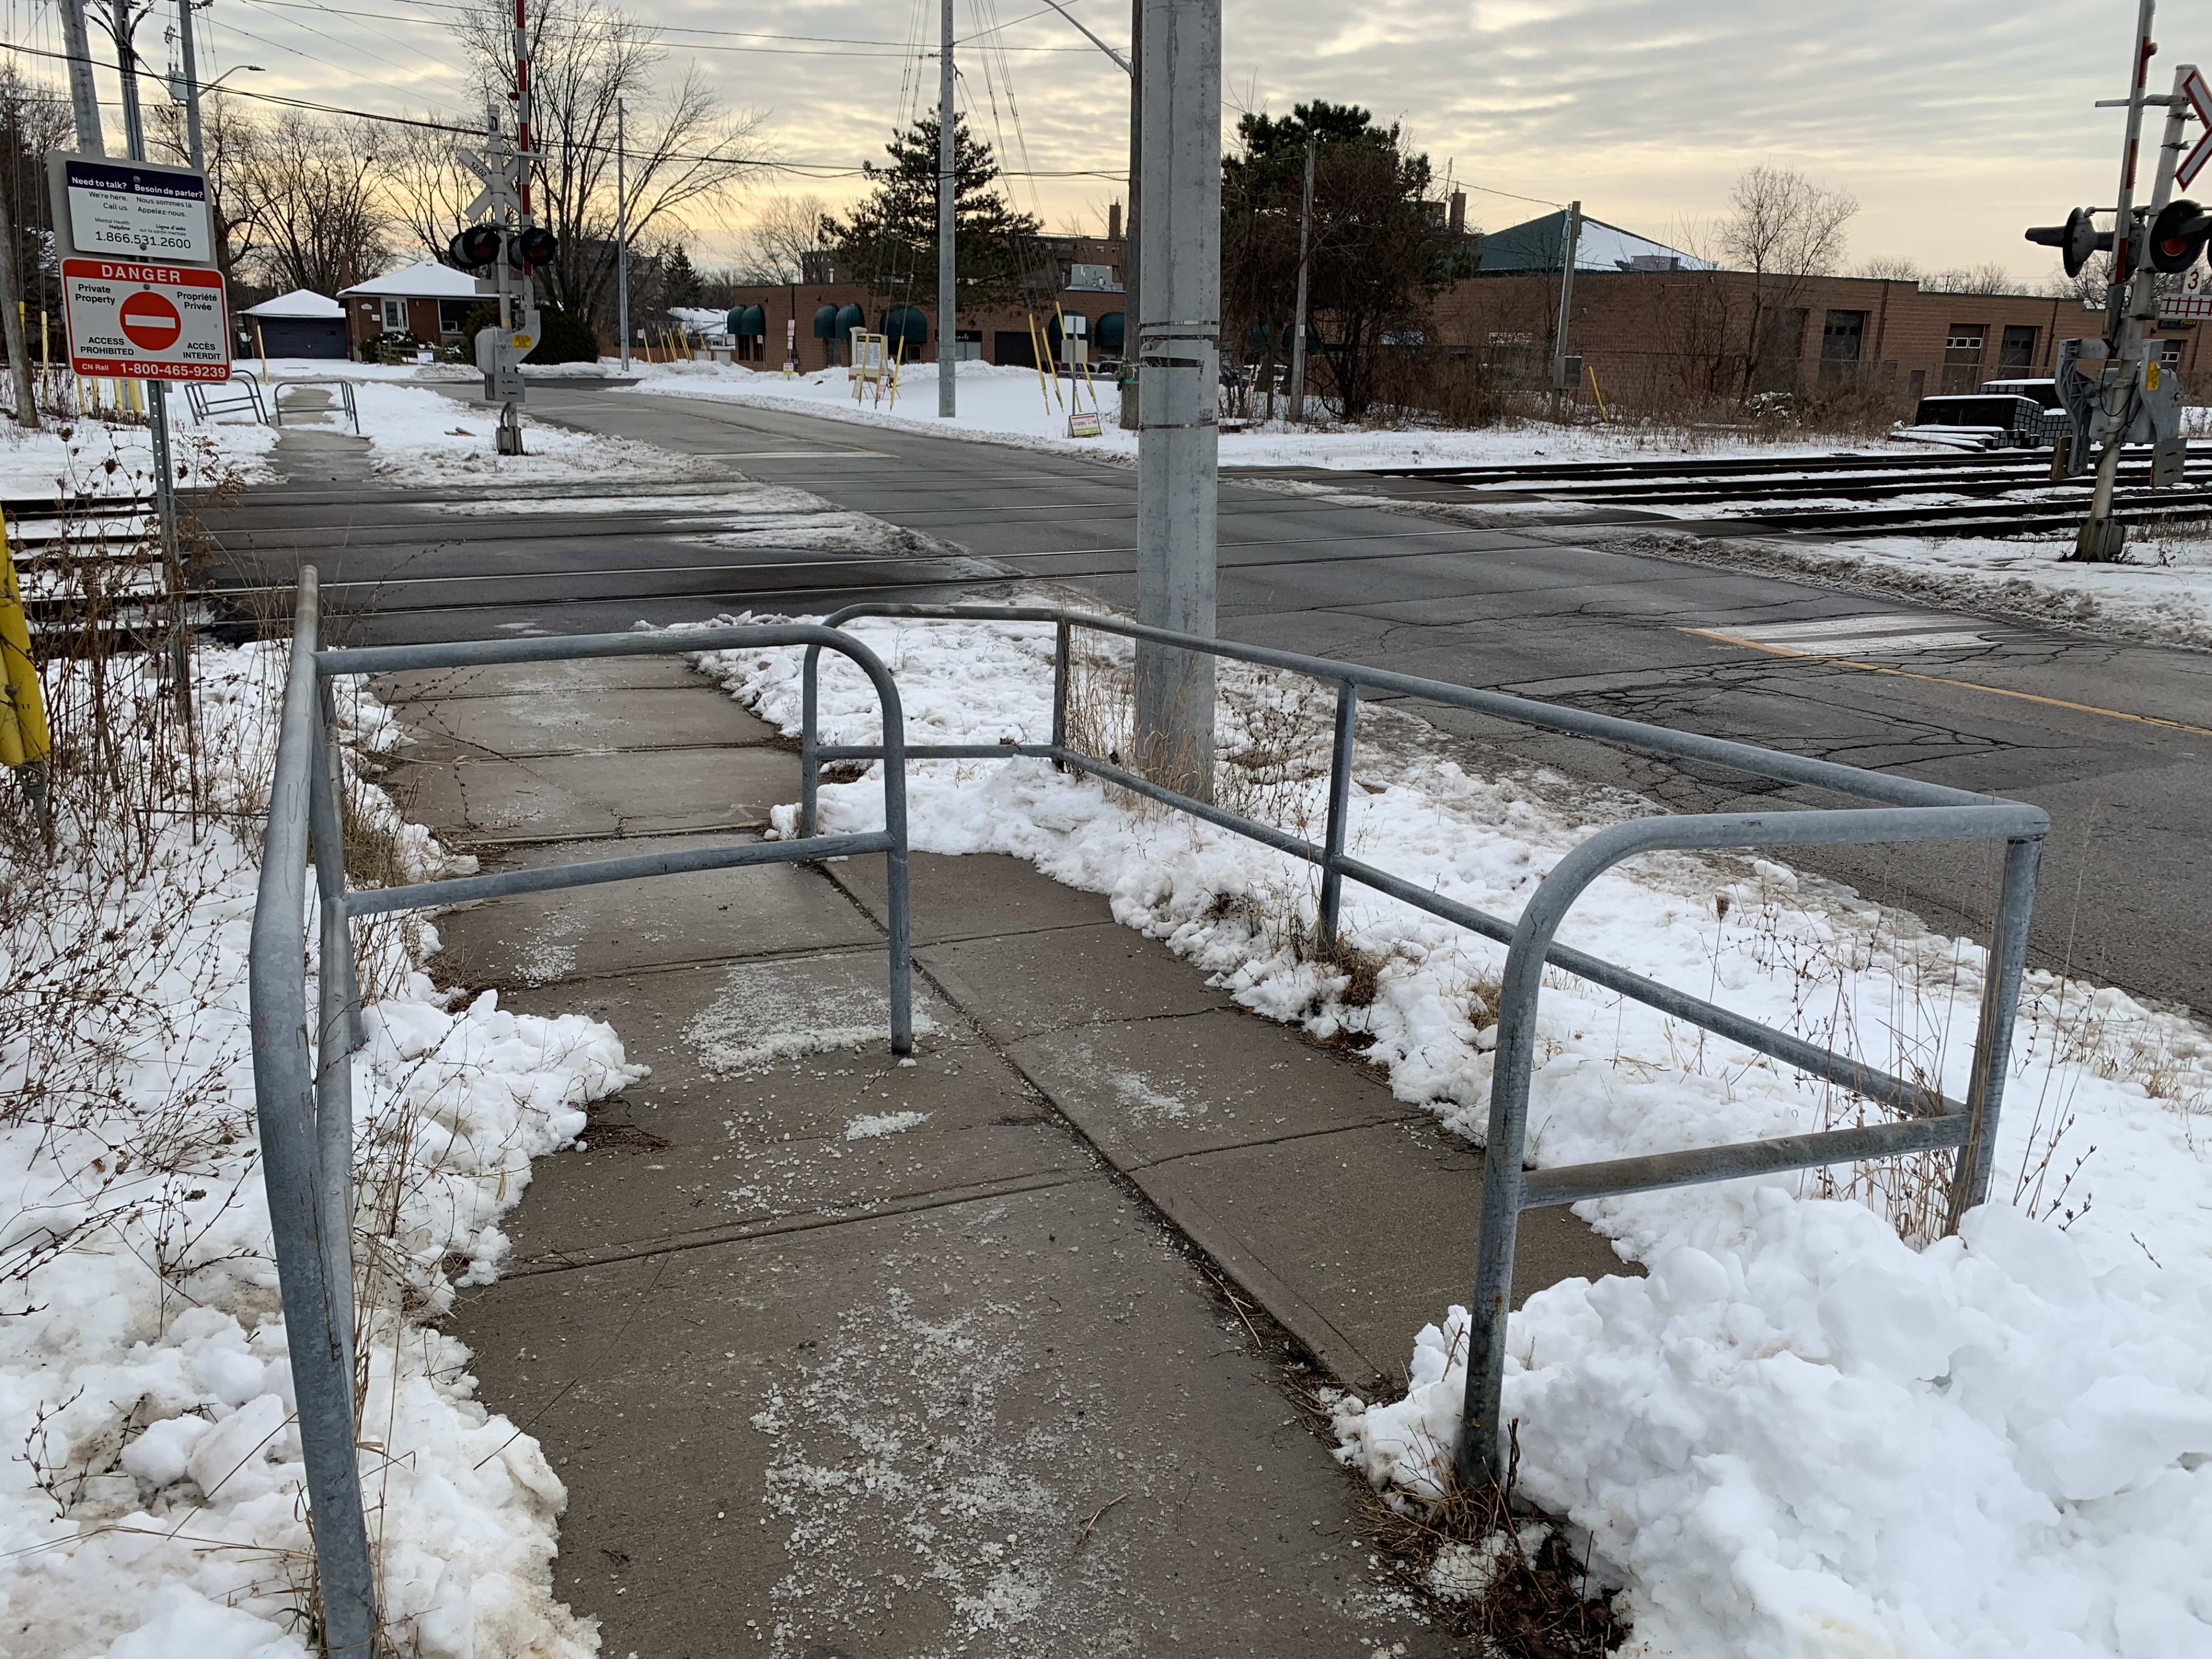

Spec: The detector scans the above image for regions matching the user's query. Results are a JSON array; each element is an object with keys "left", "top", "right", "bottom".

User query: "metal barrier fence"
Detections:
[
  {"left": 797, "top": 604, "right": 2048, "bottom": 1489},
  {"left": 249, "top": 585, "right": 2046, "bottom": 1649},
  {"left": 247, "top": 568, "right": 914, "bottom": 1656}
]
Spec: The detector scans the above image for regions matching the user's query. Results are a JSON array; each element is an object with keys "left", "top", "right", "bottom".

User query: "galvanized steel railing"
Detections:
[
  {"left": 796, "top": 603, "right": 2048, "bottom": 1490},
  {"left": 247, "top": 568, "right": 914, "bottom": 1656}
]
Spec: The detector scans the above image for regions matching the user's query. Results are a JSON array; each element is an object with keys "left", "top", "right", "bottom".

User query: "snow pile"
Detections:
[
  {"left": 1, "top": 645, "right": 640, "bottom": 1657},
  {"left": 341, "top": 380, "right": 701, "bottom": 486},
  {"left": 686, "top": 604, "right": 2212, "bottom": 1658},
  {"left": 1337, "top": 1201, "right": 2212, "bottom": 1657}
]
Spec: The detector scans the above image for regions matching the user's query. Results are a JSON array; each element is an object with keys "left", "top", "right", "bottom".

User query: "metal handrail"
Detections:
[
  {"left": 248, "top": 570, "right": 915, "bottom": 1655},
  {"left": 794, "top": 602, "right": 2048, "bottom": 1488}
]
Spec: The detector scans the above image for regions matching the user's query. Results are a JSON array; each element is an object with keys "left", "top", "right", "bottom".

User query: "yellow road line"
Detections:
[{"left": 1680, "top": 627, "right": 2212, "bottom": 739}]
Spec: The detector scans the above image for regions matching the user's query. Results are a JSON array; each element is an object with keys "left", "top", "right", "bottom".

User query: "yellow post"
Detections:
[
  {"left": 1026, "top": 316, "right": 1054, "bottom": 411},
  {"left": 0, "top": 509, "right": 52, "bottom": 770},
  {"left": 1585, "top": 362, "right": 1610, "bottom": 423},
  {"left": 255, "top": 320, "right": 271, "bottom": 383}
]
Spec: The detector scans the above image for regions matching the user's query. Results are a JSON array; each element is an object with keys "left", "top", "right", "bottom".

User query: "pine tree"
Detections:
[
  {"left": 661, "top": 243, "right": 704, "bottom": 308},
  {"left": 821, "top": 116, "right": 1043, "bottom": 309}
]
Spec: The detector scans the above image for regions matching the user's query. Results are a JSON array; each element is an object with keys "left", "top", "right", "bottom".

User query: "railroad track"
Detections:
[{"left": 1353, "top": 445, "right": 2212, "bottom": 539}]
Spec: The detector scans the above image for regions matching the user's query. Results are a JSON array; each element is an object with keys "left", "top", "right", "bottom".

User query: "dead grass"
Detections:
[{"left": 1340, "top": 1421, "right": 1626, "bottom": 1655}]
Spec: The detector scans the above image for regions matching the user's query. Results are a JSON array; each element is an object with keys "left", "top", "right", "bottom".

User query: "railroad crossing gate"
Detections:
[{"left": 59, "top": 259, "right": 230, "bottom": 381}]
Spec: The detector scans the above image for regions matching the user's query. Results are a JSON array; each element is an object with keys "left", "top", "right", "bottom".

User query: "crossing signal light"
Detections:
[
  {"left": 2024, "top": 206, "right": 2112, "bottom": 278},
  {"left": 2149, "top": 198, "right": 2212, "bottom": 273},
  {"left": 509, "top": 227, "right": 558, "bottom": 271},
  {"left": 448, "top": 225, "right": 503, "bottom": 270}
]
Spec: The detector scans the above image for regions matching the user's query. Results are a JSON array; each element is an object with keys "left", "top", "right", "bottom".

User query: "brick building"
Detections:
[
  {"left": 336, "top": 260, "right": 490, "bottom": 357},
  {"left": 1430, "top": 268, "right": 2205, "bottom": 411},
  {"left": 717, "top": 235, "right": 1130, "bottom": 371}
]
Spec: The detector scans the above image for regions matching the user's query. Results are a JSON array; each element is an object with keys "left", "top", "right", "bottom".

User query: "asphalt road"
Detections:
[{"left": 203, "top": 382, "right": 2212, "bottom": 1020}]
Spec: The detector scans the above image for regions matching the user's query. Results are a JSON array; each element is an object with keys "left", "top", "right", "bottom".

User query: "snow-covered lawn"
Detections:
[
  {"left": 622, "top": 357, "right": 1920, "bottom": 471},
  {"left": 1641, "top": 522, "right": 2212, "bottom": 654},
  {"left": 0, "top": 645, "right": 639, "bottom": 1657},
  {"left": 688, "top": 603, "right": 2212, "bottom": 1659},
  {"left": 0, "top": 404, "right": 278, "bottom": 499}
]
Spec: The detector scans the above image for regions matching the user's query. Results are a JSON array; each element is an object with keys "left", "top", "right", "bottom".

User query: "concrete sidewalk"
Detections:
[{"left": 380, "top": 654, "right": 1628, "bottom": 1657}]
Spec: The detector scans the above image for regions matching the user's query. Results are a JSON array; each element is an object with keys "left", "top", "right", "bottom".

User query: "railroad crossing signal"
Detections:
[{"left": 2021, "top": 6, "right": 2200, "bottom": 555}]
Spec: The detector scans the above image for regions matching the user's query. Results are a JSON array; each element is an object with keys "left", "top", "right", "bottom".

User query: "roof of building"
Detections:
[
  {"left": 243, "top": 288, "right": 345, "bottom": 319},
  {"left": 1478, "top": 211, "right": 1709, "bottom": 275},
  {"left": 337, "top": 259, "right": 487, "bottom": 299}
]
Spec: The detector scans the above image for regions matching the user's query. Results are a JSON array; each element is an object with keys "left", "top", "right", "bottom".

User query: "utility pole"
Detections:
[
  {"left": 1550, "top": 198, "right": 1581, "bottom": 418},
  {"left": 58, "top": 0, "right": 104, "bottom": 154},
  {"left": 937, "top": 0, "right": 956, "bottom": 418},
  {"left": 1037, "top": 0, "right": 1138, "bottom": 427},
  {"left": 616, "top": 97, "right": 630, "bottom": 373},
  {"left": 499, "top": 0, "right": 534, "bottom": 456},
  {"left": 176, "top": 0, "right": 204, "bottom": 168},
  {"left": 112, "top": 0, "right": 147, "bottom": 158},
  {"left": 1133, "top": 0, "right": 1219, "bottom": 796},
  {"left": 1287, "top": 137, "right": 1314, "bottom": 424},
  {"left": 1120, "top": 0, "right": 1142, "bottom": 430}
]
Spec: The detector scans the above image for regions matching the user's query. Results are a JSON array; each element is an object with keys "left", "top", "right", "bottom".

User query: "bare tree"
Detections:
[
  {"left": 1922, "top": 262, "right": 2014, "bottom": 296},
  {"left": 382, "top": 115, "right": 488, "bottom": 264},
  {"left": 1716, "top": 165, "right": 1859, "bottom": 395},
  {"left": 1858, "top": 255, "right": 1922, "bottom": 283},
  {"left": 740, "top": 193, "right": 830, "bottom": 283},
  {"left": 147, "top": 93, "right": 270, "bottom": 286},
  {"left": 452, "top": 0, "right": 768, "bottom": 334},
  {"left": 233, "top": 112, "right": 389, "bottom": 293}
]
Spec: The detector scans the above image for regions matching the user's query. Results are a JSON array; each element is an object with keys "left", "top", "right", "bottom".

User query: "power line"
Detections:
[
  {"left": 224, "top": 0, "right": 1108, "bottom": 53},
  {"left": 3, "top": 42, "right": 1129, "bottom": 177}
]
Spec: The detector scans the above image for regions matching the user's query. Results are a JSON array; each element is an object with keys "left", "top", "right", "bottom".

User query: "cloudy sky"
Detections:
[{"left": 15, "top": 0, "right": 2180, "bottom": 285}]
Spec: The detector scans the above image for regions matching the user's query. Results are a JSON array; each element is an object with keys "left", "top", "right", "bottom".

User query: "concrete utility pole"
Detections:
[
  {"left": 1287, "top": 137, "right": 1314, "bottom": 423},
  {"left": 1550, "top": 198, "right": 1581, "bottom": 416},
  {"left": 1120, "top": 0, "right": 1142, "bottom": 430},
  {"left": 1133, "top": 0, "right": 1219, "bottom": 796},
  {"left": 112, "top": 0, "right": 147, "bottom": 157},
  {"left": 58, "top": 0, "right": 104, "bottom": 154},
  {"left": 616, "top": 97, "right": 630, "bottom": 373},
  {"left": 937, "top": 0, "right": 956, "bottom": 418},
  {"left": 176, "top": 0, "right": 204, "bottom": 168}
]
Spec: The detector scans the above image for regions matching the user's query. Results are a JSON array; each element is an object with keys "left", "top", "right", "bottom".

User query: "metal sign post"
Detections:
[
  {"left": 48, "top": 149, "right": 220, "bottom": 717},
  {"left": 2027, "top": 0, "right": 2208, "bottom": 560}
]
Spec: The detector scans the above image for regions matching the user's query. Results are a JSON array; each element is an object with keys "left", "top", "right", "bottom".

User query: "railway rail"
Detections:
[{"left": 1350, "top": 442, "right": 2212, "bottom": 539}]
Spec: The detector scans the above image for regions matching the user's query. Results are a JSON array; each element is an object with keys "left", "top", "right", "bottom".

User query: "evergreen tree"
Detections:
[
  {"left": 1219, "top": 101, "right": 1450, "bottom": 419},
  {"left": 661, "top": 243, "right": 704, "bottom": 308},
  {"left": 822, "top": 116, "right": 1043, "bottom": 309}
]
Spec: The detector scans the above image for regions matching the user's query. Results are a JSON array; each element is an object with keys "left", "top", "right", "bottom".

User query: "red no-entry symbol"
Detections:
[{"left": 119, "top": 289, "right": 182, "bottom": 351}]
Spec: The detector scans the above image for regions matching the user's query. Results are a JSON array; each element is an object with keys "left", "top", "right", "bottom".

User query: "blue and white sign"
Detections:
[{"left": 59, "top": 157, "right": 215, "bottom": 264}]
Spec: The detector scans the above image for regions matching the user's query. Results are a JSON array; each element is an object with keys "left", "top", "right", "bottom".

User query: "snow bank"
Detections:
[
  {"left": 685, "top": 603, "right": 2212, "bottom": 1658},
  {"left": 340, "top": 380, "right": 703, "bottom": 486},
  {"left": 0, "top": 644, "right": 639, "bottom": 1657},
  {"left": 622, "top": 358, "right": 1909, "bottom": 471}
]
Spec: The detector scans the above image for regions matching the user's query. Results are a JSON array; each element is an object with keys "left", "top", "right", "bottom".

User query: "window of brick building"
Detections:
[
  {"left": 1942, "top": 324, "right": 1987, "bottom": 393},
  {"left": 1999, "top": 324, "right": 2038, "bottom": 372},
  {"left": 1820, "top": 309, "right": 1868, "bottom": 382}
]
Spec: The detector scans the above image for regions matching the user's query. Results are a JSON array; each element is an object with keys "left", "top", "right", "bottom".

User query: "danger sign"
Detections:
[{"left": 61, "top": 259, "right": 230, "bottom": 381}]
